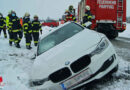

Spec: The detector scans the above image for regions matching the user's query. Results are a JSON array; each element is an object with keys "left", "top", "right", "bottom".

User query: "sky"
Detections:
[{"left": 0, "top": 0, "right": 129, "bottom": 19}]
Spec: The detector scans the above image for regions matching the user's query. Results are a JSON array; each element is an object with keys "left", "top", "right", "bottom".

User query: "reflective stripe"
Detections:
[
  {"left": 24, "top": 23, "right": 28, "bottom": 26},
  {"left": 84, "top": 14, "right": 88, "bottom": 16},
  {"left": 9, "top": 39, "right": 14, "bottom": 42},
  {"left": 12, "top": 30, "right": 19, "bottom": 32},
  {"left": 34, "top": 41, "right": 38, "bottom": 43},
  {"left": 6, "top": 16, "right": 10, "bottom": 27},
  {"left": 18, "top": 38, "right": 21, "bottom": 40},
  {"left": 33, "top": 22, "right": 40, "bottom": 24},
  {"left": 12, "top": 19, "right": 16, "bottom": 21},
  {"left": 26, "top": 43, "right": 30, "bottom": 46},
  {"left": 23, "top": 31, "right": 26, "bottom": 34},
  {"left": 66, "top": 17, "right": 72, "bottom": 19},
  {"left": 33, "top": 30, "right": 39, "bottom": 32},
  {"left": 29, "top": 30, "right": 32, "bottom": 33},
  {"left": 15, "top": 40, "right": 18, "bottom": 43},
  {"left": 88, "top": 16, "right": 92, "bottom": 19},
  {"left": 25, "top": 27, "right": 28, "bottom": 29},
  {"left": 82, "top": 24, "right": 86, "bottom": 27},
  {"left": 73, "top": 17, "right": 76, "bottom": 19},
  {"left": 0, "top": 26, "right": 4, "bottom": 28}
]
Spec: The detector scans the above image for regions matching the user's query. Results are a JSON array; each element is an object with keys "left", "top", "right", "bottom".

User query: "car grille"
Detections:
[
  {"left": 49, "top": 55, "right": 91, "bottom": 83},
  {"left": 70, "top": 55, "right": 91, "bottom": 73},
  {"left": 49, "top": 67, "right": 71, "bottom": 83}
]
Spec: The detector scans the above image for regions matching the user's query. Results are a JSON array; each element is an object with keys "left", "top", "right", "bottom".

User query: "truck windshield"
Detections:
[{"left": 37, "top": 23, "right": 84, "bottom": 55}]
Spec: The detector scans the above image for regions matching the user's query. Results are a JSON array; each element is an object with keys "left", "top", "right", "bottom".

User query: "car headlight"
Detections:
[
  {"left": 91, "top": 38, "right": 109, "bottom": 56},
  {"left": 30, "top": 77, "right": 49, "bottom": 87}
]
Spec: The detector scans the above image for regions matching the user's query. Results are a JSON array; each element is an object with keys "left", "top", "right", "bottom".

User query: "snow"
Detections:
[
  {"left": 0, "top": 25, "right": 130, "bottom": 90},
  {"left": 119, "top": 23, "right": 130, "bottom": 38},
  {"left": 0, "top": 26, "right": 52, "bottom": 90}
]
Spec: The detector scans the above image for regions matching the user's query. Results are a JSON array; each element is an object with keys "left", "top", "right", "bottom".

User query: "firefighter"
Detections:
[
  {"left": 82, "top": 5, "right": 92, "bottom": 27},
  {"left": 64, "top": 10, "right": 76, "bottom": 22},
  {"left": 68, "top": 5, "right": 75, "bottom": 16},
  {"left": 0, "top": 13, "right": 7, "bottom": 38},
  {"left": 9, "top": 11, "right": 22, "bottom": 48},
  {"left": 32, "top": 15, "right": 42, "bottom": 46},
  {"left": 6, "top": 10, "right": 13, "bottom": 46},
  {"left": 23, "top": 13, "right": 32, "bottom": 49}
]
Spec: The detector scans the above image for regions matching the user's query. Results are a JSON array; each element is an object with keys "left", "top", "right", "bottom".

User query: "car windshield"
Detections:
[{"left": 37, "top": 23, "right": 84, "bottom": 55}]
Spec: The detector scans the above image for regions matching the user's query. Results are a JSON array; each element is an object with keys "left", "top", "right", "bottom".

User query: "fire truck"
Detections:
[{"left": 78, "top": 0, "right": 126, "bottom": 39}]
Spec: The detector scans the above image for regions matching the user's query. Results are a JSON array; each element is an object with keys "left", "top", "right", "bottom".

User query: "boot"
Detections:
[
  {"left": 34, "top": 43, "right": 37, "bottom": 46},
  {"left": 29, "top": 45, "right": 32, "bottom": 49},
  {"left": 4, "top": 35, "right": 7, "bottom": 38},
  {"left": 9, "top": 41, "right": 12, "bottom": 46},
  {"left": 26, "top": 45, "right": 32, "bottom": 50},
  {"left": 15, "top": 43, "right": 21, "bottom": 48}
]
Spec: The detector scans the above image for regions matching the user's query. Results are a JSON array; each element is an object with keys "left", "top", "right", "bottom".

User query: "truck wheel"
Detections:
[{"left": 107, "top": 30, "right": 118, "bottom": 39}]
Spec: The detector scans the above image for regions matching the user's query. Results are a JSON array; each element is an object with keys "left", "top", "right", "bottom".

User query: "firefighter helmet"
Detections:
[
  {"left": 8, "top": 10, "right": 13, "bottom": 14},
  {"left": 24, "top": 12, "right": 30, "bottom": 17},
  {"left": 65, "top": 10, "right": 69, "bottom": 13},
  {"left": 34, "top": 15, "right": 38, "bottom": 18},
  {"left": 86, "top": 5, "right": 90, "bottom": 10},
  {"left": 11, "top": 11, "right": 16, "bottom": 14},
  {"left": 11, "top": 11, "right": 16, "bottom": 17},
  {"left": 69, "top": 5, "right": 73, "bottom": 9}
]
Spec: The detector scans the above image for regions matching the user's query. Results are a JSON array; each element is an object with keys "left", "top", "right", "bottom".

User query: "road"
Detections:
[{"left": 111, "top": 37, "right": 130, "bottom": 62}]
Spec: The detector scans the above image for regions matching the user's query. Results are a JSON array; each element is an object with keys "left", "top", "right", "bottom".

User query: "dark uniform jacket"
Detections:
[
  {"left": 32, "top": 20, "right": 42, "bottom": 33},
  {"left": 23, "top": 17, "right": 32, "bottom": 34},
  {"left": 83, "top": 11, "right": 92, "bottom": 24},
  {"left": 9, "top": 16, "right": 22, "bottom": 32},
  {"left": 0, "top": 17, "right": 6, "bottom": 29}
]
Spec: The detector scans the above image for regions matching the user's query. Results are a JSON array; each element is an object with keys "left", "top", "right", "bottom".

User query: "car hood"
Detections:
[{"left": 30, "top": 29, "right": 101, "bottom": 80}]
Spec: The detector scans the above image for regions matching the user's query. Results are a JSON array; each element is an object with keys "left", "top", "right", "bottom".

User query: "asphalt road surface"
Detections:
[{"left": 111, "top": 37, "right": 130, "bottom": 62}]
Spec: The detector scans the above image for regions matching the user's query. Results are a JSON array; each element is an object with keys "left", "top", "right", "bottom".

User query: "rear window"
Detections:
[{"left": 37, "top": 23, "right": 84, "bottom": 55}]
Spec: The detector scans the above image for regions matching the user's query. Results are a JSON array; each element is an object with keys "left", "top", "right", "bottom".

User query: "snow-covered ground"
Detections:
[
  {"left": 0, "top": 24, "right": 130, "bottom": 90},
  {"left": 119, "top": 23, "right": 130, "bottom": 38},
  {"left": 0, "top": 26, "right": 52, "bottom": 90}
]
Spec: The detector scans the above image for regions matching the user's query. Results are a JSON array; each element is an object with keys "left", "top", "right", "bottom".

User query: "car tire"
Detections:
[{"left": 108, "top": 30, "right": 118, "bottom": 39}]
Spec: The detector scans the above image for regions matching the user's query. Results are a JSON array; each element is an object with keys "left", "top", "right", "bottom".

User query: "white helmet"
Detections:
[
  {"left": 24, "top": 12, "right": 30, "bottom": 17},
  {"left": 86, "top": 5, "right": 90, "bottom": 10}
]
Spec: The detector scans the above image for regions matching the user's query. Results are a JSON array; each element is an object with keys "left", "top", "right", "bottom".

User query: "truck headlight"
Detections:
[
  {"left": 91, "top": 38, "right": 109, "bottom": 56},
  {"left": 30, "top": 77, "right": 49, "bottom": 87}
]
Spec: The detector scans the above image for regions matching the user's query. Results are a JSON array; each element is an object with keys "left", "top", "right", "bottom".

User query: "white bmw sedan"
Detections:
[{"left": 29, "top": 22, "right": 118, "bottom": 90}]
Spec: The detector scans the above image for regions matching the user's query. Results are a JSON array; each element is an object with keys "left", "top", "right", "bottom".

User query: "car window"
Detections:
[{"left": 37, "top": 23, "right": 84, "bottom": 55}]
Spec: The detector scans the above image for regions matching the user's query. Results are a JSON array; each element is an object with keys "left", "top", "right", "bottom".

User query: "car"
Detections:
[
  {"left": 29, "top": 22, "right": 118, "bottom": 90},
  {"left": 42, "top": 20, "right": 59, "bottom": 27}
]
